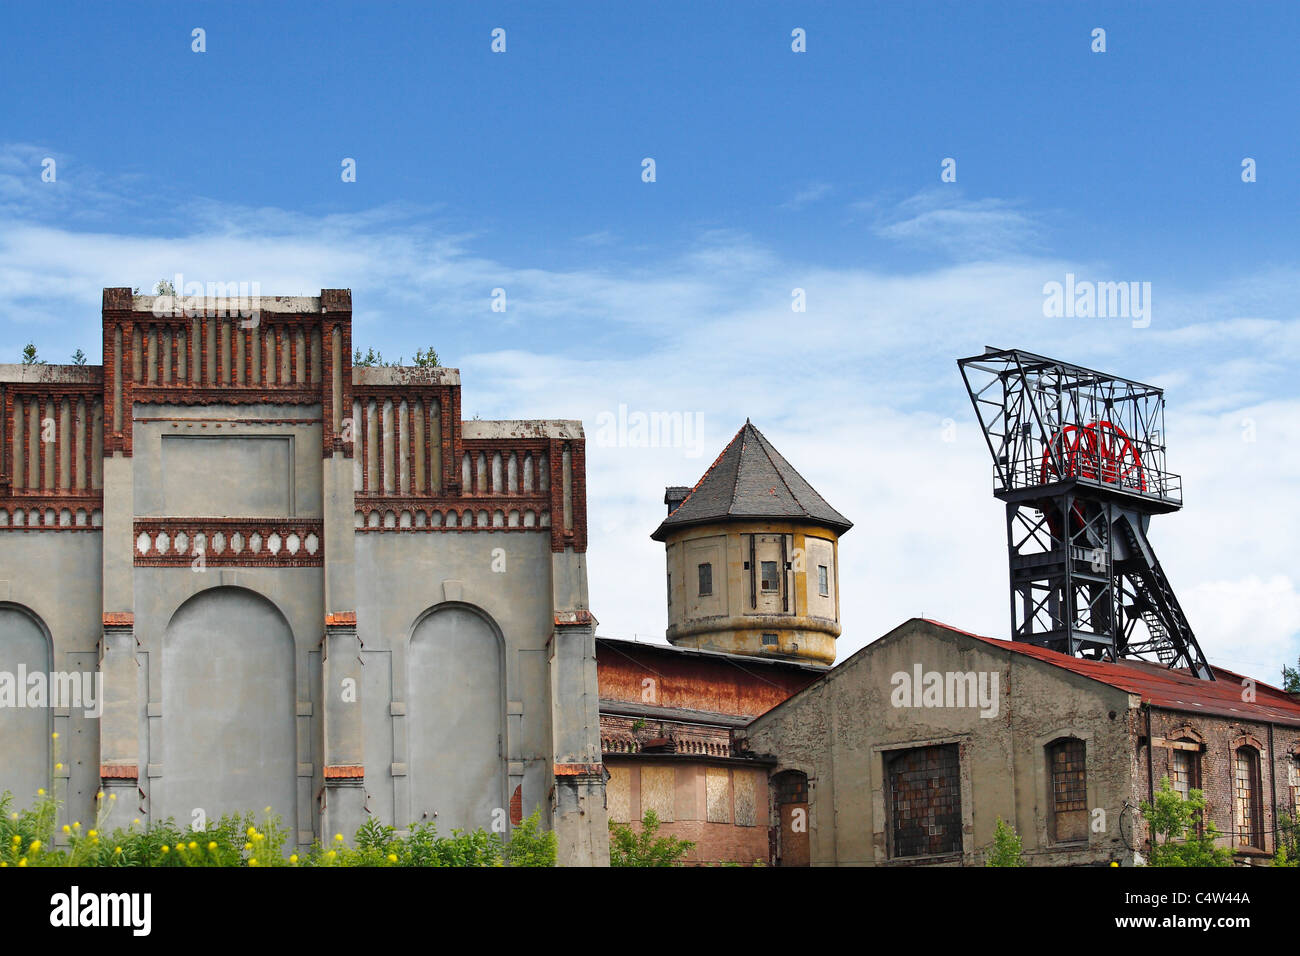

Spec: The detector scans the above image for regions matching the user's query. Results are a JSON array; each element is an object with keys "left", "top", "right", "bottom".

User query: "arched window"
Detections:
[
  {"left": 1047, "top": 737, "right": 1087, "bottom": 843},
  {"left": 1234, "top": 747, "right": 1264, "bottom": 849}
]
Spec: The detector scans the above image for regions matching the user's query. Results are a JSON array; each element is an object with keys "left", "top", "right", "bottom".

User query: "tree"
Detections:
[
  {"left": 154, "top": 279, "right": 176, "bottom": 296},
  {"left": 985, "top": 816, "right": 1026, "bottom": 866},
  {"left": 608, "top": 809, "right": 694, "bottom": 866},
  {"left": 1140, "top": 777, "right": 1233, "bottom": 867},
  {"left": 71, "top": 349, "right": 87, "bottom": 366},
  {"left": 21, "top": 342, "right": 44, "bottom": 365},
  {"left": 413, "top": 346, "right": 440, "bottom": 368},
  {"left": 352, "top": 347, "right": 402, "bottom": 368},
  {"left": 1282, "top": 656, "right": 1299, "bottom": 694}
]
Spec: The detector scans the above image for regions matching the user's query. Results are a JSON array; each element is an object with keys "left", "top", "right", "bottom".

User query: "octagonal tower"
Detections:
[{"left": 652, "top": 421, "right": 852, "bottom": 665}]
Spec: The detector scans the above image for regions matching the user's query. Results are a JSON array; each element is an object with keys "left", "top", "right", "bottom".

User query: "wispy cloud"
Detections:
[
  {"left": 782, "top": 181, "right": 833, "bottom": 210},
  {"left": 863, "top": 188, "right": 1041, "bottom": 259},
  {"left": 1, "top": 144, "right": 1296, "bottom": 673}
]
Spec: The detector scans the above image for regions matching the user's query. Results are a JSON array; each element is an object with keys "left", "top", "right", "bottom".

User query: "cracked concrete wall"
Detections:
[{"left": 740, "top": 618, "right": 1141, "bottom": 866}]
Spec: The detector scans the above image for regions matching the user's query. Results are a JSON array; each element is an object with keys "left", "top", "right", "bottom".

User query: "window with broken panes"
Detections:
[
  {"left": 760, "top": 560, "right": 779, "bottom": 592},
  {"left": 1048, "top": 737, "right": 1088, "bottom": 843},
  {"left": 1234, "top": 748, "right": 1263, "bottom": 848},
  {"left": 1171, "top": 747, "right": 1197, "bottom": 800},
  {"left": 886, "top": 744, "right": 962, "bottom": 858}
]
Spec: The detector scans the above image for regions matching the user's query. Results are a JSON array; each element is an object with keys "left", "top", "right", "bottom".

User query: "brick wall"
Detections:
[{"left": 1142, "top": 708, "right": 1300, "bottom": 860}]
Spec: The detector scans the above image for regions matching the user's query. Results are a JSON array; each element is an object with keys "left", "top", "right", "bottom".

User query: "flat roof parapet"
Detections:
[
  {"left": 0, "top": 364, "right": 103, "bottom": 384},
  {"left": 462, "top": 420, "right": 584, "bottom": 440},
  {"left": 353, "top": 366, "right": 462, "bottom": 387}
]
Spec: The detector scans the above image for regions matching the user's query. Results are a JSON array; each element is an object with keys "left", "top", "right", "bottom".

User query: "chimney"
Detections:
[{"left": 664, "top": 486, "right": 690, "bottom": 516}]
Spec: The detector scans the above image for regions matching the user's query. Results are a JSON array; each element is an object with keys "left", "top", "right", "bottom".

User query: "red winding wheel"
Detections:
[{"left": 1040, "top": 421, "right": 1146, "bottom": 491}]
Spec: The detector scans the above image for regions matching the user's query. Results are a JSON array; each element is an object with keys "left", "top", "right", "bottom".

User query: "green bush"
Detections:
[
  {"left": 985, "top": 816, "right": 1026, "bottom": 866},
  {"left": 0, "top": 791, "right": 553, "bottom": 867},
  {"left": 1139, "top": 777, "right": 1234, "bottom": 867},
  {"left": 608, "top": 809, "right": 694, "bottom": 866}
]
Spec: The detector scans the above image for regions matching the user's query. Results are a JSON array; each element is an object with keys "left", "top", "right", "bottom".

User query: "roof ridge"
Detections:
[
  {"left": 669, "top": 423, "right": 745, "bottom": 520},
  {"left": 750, "top": 423, "right": 800, "bottom": 509}
]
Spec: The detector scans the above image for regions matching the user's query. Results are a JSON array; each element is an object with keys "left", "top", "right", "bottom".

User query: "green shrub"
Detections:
[
  {"left": 1140, "top": 777, "right": 1234, "bottom": 867},
  {"left": 608, "top": 809, "right": 694, "bottom": 866},
  {"left": 0, "top": 791, "right": 553, "bottom": 867},
  {"left": 985, "top": 816, "right": 1026, "bottom": 866}
]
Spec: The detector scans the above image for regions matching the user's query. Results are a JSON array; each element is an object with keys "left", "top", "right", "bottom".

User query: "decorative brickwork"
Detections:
[{"left": 133, "top": 518, "right": 323, "bottom": 567}]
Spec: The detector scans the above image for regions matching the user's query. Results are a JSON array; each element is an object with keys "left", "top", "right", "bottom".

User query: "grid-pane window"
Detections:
[
  {"left": 887, "top": 744, "right": 962, "bottom": 858},
  {"left": 817, "top": 565, "right": 829, "bottom": 597},
  {"left": 760, "top": 561, "right": 779, "bottom": 592},
  {"left": 1171, "top": 749, "right": 1196, "bottom": 800},
  {"left": 697, "top": 562, "right": 712, "bottom": 596},
  {"left": 1292, "top": 755, "right": 1300, "bottom": 814},
  {"left": 1049, "top": 738, "right": 1088, "bottom": 843},
  {"left": 1235, "top": 748, "right": 1263, "bottom": 848}
]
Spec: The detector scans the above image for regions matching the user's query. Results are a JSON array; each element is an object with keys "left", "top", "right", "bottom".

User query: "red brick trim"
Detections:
[
  {"left": 324, "top": 765, "right": 364, "bottom": 779},
  {"left": 554, "top": 610, "right": 596, "bottom": 628},
  {"left": 102, "top": 612, "right": 134, "bottom": 628},
  {"left": 553, "top": 763, "right": 603, "bottom": 777},
  {"left": 325, "top": 611, "right": 356, "bottom": 627},
  {"left": 509, "top": 784, "right": 522, "bottom": 826},
  {"left": 100, "top": 764, "right": 138, "bottom": 780}
]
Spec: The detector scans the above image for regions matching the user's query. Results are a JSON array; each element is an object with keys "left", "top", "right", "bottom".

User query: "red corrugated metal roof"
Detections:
[{"left": 923, "top": 619, "right": 1300, "bottom": 728}]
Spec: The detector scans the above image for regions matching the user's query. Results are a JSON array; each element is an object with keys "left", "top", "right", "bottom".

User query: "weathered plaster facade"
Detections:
[
  {"left": 739, "top": 618, "right": 1300, "bottom": 866},
  {"left": 0, "top": 288, "right": 608, "bottom": 864}
]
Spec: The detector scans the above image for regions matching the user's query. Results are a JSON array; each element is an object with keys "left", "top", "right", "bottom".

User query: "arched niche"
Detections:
[
  {"left": 0, "top": 604, "right": 53, "bottom": 811},
  {"left": 158, "top": 587, "right": 296, "bottom": 833},
  {"left": 407, "top": 603, "right": 507, "bottom": 833}
]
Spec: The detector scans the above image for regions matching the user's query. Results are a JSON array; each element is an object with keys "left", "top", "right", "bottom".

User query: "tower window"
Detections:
[
  {"left": 761, "top": 633, "right": 778, "bottom": 646},
  {"left": 666, "top": 572, "right": 671, "bottom": 606},
  {"left": 760, "top": 561, "right": 779, "bottom": 592},
  {"left": 817, "top": 565, "right": 829, "bottom": 597},
  {"left": 697, "top": 562, "right": 712, "bottom": 597}
]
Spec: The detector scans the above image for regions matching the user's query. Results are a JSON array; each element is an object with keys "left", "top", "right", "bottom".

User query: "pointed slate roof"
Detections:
[{"left": 651, "top": 421, "right": 852, "bottom": 541}]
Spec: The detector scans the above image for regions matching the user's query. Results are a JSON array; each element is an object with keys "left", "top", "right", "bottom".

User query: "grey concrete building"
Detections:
[{"left": 0, "top": 288, "right": 608, "bottom": 865}]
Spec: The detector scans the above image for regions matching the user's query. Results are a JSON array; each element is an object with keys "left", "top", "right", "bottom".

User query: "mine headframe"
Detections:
[{"left": 957, "top": 347, "right": 1213, "bottom": 680}]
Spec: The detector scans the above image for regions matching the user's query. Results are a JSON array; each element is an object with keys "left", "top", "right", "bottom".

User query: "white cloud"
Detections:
[{"left": 2, "top": 153, "right": 1297, "bottom": 678}]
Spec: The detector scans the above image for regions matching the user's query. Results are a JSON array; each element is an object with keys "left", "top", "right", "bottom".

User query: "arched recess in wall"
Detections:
[
  {"left": 0, "top": 603, "right": 53, "bottom": 811},
  {"left": 407, "top": 603, "right": 507, "bottom": 833},
  {"left": 157, "top": 586, "right": 296, "bottom": 832}
]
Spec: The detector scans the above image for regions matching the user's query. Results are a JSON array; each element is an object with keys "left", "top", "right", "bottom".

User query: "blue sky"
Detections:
[{"left": 2, "top": 2, "right": 1298, "bottom": 677}]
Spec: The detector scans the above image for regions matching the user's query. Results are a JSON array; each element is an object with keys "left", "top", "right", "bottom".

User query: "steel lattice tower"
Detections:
[{"left": 957, "top": 347, "right": 1213, "bottom": 680}]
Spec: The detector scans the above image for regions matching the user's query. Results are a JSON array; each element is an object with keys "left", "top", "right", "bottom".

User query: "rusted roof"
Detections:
[
  {"left": 925, "top": 620, "right": 1300, "bottom": 728},
  {"left": 651, "top": 421, "right": 852, "bottom": 540}
]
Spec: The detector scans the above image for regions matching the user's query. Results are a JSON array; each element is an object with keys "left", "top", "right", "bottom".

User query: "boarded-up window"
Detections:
[
  {"left": 1048, "top": 737, "right": 1087, "bottom": 843},
  {"left": 607, "top": 765, "right": 631, "bottom": 822},
  {"left": 887, "top": 744, "right": 962, "bottom": 858},
  {"left": 641, "top": 766, "right": 675, "bottom": 822},
  {"left": 734, "top": 770, "right": 757, "bottom": 827},
  {"left": 1234, "top": 748, "right": 1263, "bottom": 848},
  {"left": 706, "top": 767, "right": 731, "bottom": 823}
]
